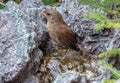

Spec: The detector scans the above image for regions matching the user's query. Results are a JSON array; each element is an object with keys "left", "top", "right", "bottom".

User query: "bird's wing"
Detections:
[{"left": 55, "top": 24, "right": 77, "bottom": 49}]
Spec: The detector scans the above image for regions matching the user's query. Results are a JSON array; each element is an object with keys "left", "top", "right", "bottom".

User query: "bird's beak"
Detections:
[
  {"left": 37, "top": 10, "right": 46, "bottom": 16},
  {"left": 41, "top": 11, "right": 47, "bottom": 16}
]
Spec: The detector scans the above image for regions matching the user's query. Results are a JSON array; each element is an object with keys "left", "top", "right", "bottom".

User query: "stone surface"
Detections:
[
  {"left": 0, "top": 1, "right": 43, "bottom": 83},
  {"left": 38, "top": 53, "right": 110, "bottom": 83},
  {"left": 20, "top": 0, "right": 50, "bottom": 50},
  {"left": 38, "top": 0, "right": 116, "bottom": 83},
  {"left": 53, "top": 0, "right": 114, "bottom": 57},
  {"left": 116, "top": 79, "right": 120, "bottom": 83},
  {"left": 0, "top": 0, "right": 119, "bottom": 83},
  {"left": 54, "top": 71, "right": 88, "bottom": 83},
  {"left": 23, "top": 73, "right": 39, "bottom": 83},
  {"left": 107, "top": 30, "right": 120, "bottom": 70},
  {"left": 107, "top": 30, "right": 120, "bottom": 50}
]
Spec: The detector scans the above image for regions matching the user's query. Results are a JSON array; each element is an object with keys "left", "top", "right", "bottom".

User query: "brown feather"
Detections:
[
  {"left": 41, "top": 9, "right": 89, "bottom": 56},
  {"left": 55, "top": 24, "right": 77, "bottom": 50}
]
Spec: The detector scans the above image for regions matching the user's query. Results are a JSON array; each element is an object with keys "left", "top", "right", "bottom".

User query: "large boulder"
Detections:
[
  {"left": 0, "top": 0, "right": 119, "bottom": 83},
  {"left": 0, "top": 1, "right": 44, "bottom": 83}
]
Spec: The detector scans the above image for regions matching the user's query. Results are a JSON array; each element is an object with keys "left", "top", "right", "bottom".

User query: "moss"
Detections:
[
  {"left": 0, "top": 0, "right": 21, "bottom": 9},
  {"left": 42, "top": 0, "right": 60, "bottom": 6}
]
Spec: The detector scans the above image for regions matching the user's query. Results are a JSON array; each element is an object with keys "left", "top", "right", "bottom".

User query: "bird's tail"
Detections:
[
  {"left": 77, "top": 44, "right": 93, "bottom": 62},
  {"left": 77, "top": 44, "right": 89, "bottom": 56},
  {"left": 77, "top": 44, "right": 98, "bottom": 63}
]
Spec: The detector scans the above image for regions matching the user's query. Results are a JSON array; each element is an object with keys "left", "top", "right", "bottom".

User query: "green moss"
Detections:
[
  {"left": 0, "top": 0, "right": 22, "bottom": 9},
  {"left": 3, "top": 0, "right": 21, "bottom": 3},
  {"left": 42, "top": 0, "right": 56, "bottom": 5},
  {"left": 42, "top": 0, "right": 61, "bottom": 6},
  {"left": 0, "top": 4, "right": 5, "bottom": 9},
  {"left": 14, "top": 0, "right": 21, "bottom": 4}
]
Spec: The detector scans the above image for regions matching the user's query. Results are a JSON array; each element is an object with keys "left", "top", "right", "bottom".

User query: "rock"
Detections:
[
  {"left": 23, "top": 73, "right": 39, "bottom": 83},
  {"left": 20, "top": 0, "right": 50, "bottom": 50},
  {"left": 0, "top": 0, "right": 119, "bottom": 83},
  {"left": 38, "top": 0, "right": 113, "bottom": 82},
  {"left": 54, "top": 71, "right": 88, "bottom": 83},
  {"left": 107, "top": 30, "right": 120, "bottom": 70},
  {"left": 0, "top": 1, "right": 43, "bottom": 83},
  {"left": 107, "top": 30, "right": 120, "bottom": 49},
  {"left": 116, "top": 79, "right": 120, "bottom": 83},
  {"left": 39, "top": 57, "right": 110, "bottom": 83},
  {"left": 54, "top": 0, "right": 114, "bottom": 57}
]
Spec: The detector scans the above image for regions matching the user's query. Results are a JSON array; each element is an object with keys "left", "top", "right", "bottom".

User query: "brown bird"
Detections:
[{"left": 41, "top": 9, "right": 89, "bottom": 57}]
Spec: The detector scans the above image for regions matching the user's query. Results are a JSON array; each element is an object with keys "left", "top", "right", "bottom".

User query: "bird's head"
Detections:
[{"left": 41, "top": 9, "right": 64, "bottom": 23}]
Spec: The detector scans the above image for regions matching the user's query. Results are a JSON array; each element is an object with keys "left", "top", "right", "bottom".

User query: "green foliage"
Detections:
[
  {"left": 3, "top": 0, "right": 21, "bottom": 3},
  {"left": 0, "top": 0, "right": 21, "bottom": 9},
  {"left": 80, "top": 0, "right": 120, "bottom": 15},
  {"left": 85, "top": 11, "right": 120, "bottom": 31},
  {"left": 80, "top": 0, "right": 120, "bottom": 31},
  {"left": 99, "top": 48, "right": 120, "bottom": 58},
  {"left": 42, "top": 0, "right": 56, "bottom": 5},
  {"left": 42, "top": 0, "right": 61, "bottom": 6},
  {"left": 0, "top": 2, "right": 5, "bottom": 9},
  {"left": 80, "top": 0, "right": 120, "bottom": 82},
  {"left": 99, "top": 61, "right": 120, "bottom": 79},
  {"left": 14, "top": 0, "right": 21, "bottom": 4},
  {"left": 102, "top": 79, "right": 116, "bottom": 83},
  {"left": 0, "top": 0, "right": 60, "bottom": 9},
  {"left": 0, "top": 5, "right": 4, "bottom": 9}
]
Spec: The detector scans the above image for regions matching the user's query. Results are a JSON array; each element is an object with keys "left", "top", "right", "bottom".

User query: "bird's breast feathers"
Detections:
[{"left": 47, "top": 23, "right": 77, "bottom": 45}]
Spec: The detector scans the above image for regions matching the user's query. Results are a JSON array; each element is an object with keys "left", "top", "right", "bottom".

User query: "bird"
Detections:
[{"left": 41, "top": 9, "right": 89, "bottom": 57}]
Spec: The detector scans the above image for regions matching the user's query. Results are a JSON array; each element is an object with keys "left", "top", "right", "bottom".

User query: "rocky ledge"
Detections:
[{"left": 0, "top": 0, "right": 120, "bottom": 83}]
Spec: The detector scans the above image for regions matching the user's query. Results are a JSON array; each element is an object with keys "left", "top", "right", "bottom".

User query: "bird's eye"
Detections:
[{"left": 47, "top": 13, "right": 51, "bottom": 16}]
